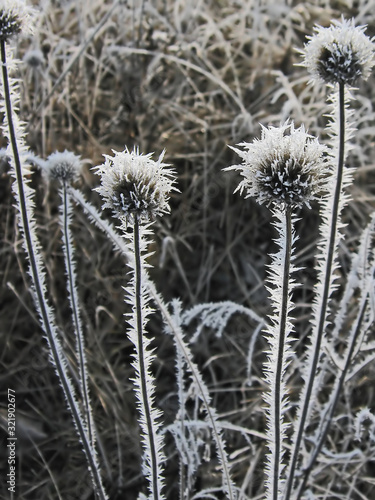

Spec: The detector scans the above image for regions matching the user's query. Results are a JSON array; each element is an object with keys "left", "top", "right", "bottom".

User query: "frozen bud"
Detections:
[
  {"left": 94, "top": 147, "right": 177, "bottom": 222},
  {"left": 44, "top": 151, "right": 82, "bottom": 183},
  {"left": 0, "top": 0, "right": 36, "bottom": 41},
  {"left": 23, "top": 48, "right": 44, "bottom": 68},
  {"left": 226, "top": 122, "right": 327, "bottom": 209},
  {"left": 300, "top": 18, "right": 375, "bottom": 85}
]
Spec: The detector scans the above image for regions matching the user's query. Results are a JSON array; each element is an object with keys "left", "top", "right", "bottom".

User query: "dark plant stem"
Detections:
[
  {"left": 272, "top": 207, "right": 292, "bottom": 500},
  {"left": 0, "top": 40, "right": 106, "bottom": 500},
  {"left": 284, "top": 81, "right": 346, "bottom": 499},
  {"left": 295, "top": 293, "right": 368, "bottom": 499},
  {"left": 133, "top": 218, "right": 159, "bottom": 500},
  {"left": 62, "top": 181, "right": 93, "bottom": 447}
]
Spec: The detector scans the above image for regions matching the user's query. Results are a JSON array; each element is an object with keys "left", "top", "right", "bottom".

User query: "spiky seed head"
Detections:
[
  {"left": 300, "top": 18, "right": 375, "bottom": 85},
  {"left": 94, "top": 147, "right": 177, "bottom": 223},
  {"left": 225, "top": 122, "right": 327, "bottom": 209},
  {"left": 0, "top": 0, "right": 36, "bottom": 41},
  {"left": 43, "top": 151, "right": 82, "bottom": 183}
]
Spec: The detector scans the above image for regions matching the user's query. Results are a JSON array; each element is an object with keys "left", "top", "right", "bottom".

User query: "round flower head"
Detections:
[
  {"left": 94, "top": 147, "right": 177, "bottom": 222},
  {"left": 0, "top": 0, "right": 36, "bottom": 41},
  {"left": 226, "top": 122, "right": 327, "bottom": 209},
  {"left": 44, "top": 151, "right": 82, "bottom": 183},
  {"left": 23, "top": 48, "right": 44, "bottom": 69},
  {"left": 300, "top": 18, "right": 375, "bottom": 85}
]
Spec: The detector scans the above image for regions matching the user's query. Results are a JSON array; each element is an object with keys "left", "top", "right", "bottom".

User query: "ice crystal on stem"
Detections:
[
  {"left": 226, "top": 122, "right": 327, "bottom": 209},
  {"left": 94, "top": 146, "right": 178, "bottom": 499},
  {"left": 300, "top": 18, "right": 375, "bottom": 85}
]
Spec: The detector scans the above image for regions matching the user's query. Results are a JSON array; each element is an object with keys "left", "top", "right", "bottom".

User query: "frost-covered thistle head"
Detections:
[
  {"left": 94, "top": 147, "right": 177, "bottom": 222},
  {"left": 0, "top": 0, "right": 35, "bottom": 41},
  {"left": 226, "top": 122, "right": 327, "bottom": 209},
  {"left": 43, "top": 151, "right": 82, "bottom": 183},
  {"left": 23, "top": 48, "right": 44, "bottom": 69},
  {"left": 300, "top": 18, "right": 375, "bottom": 85}
]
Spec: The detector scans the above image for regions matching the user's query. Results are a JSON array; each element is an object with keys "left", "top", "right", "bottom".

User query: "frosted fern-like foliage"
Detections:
[
  {"left": 182, "top": 300, "right": 264, "bottom": 341},
  {"left": 163, "top": 299, "right": 238, "bottom": 500}
]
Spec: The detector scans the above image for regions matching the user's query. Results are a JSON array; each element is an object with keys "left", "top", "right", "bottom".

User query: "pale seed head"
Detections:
[
  {"left": 43, "top": 151, "right": 82, "bottom": 183},
  {"left": 226, "top": 122, "right": 327, "bottom": 210},
  {"left": 0, "top": 0, "right": 36, "bottom": 41},
  {"left": 94, "top": 147, "right": 177, "bottom": 223},
  {"left": 300, "top": 18, "right": 375, "bottom": 85}
]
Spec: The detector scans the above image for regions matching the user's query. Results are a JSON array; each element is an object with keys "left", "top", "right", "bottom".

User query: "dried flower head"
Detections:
[
  {"left": 94, "top": 147, "right": 177, "bottom": 222},
  {"left": 226, "top": 122, "right": 327, "bottom": 209},
  {"left": 300, "top": 18, "right": 375, "bottom": 85},
  {"left": 0, "top": 0, "right": 36, "bottom": 41},
  {"left": 23, "top": 48, "right": 44, "bottom": 68},
  {"left": 43, "top": 151, "right": 82, "bottom": 183}
]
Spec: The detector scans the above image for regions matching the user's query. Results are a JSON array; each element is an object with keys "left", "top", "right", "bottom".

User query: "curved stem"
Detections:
[
  {"left": 284, "top": 81, "right": 346, "bottom": 499},
  {"left": 133, "top": 218, "right": 159, "bottom": 500},
  {"left": 1, "top": 40, "right": 106, "bottom": 500}
]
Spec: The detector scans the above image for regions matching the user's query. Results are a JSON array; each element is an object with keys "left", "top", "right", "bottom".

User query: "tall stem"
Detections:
[
  {"left": 133, "top": 218, "right": 159, "bottom": 500},
  {"left": 295, "top": 293, "right": 368, "bottom": 499},
  {"left": 272, "top": 207, "right": 292, "bottom": 500},
  {"left": 1, "top": 40, "right": 106, "bottom": 500},
  {"left": 62, "top": 181, "right": 94, "bottom": 447},
  {"left": 284, "top": 81, "right": 346, "bottom": 499}
]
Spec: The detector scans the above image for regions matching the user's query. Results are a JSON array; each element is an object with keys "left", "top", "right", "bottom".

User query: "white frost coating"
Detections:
[
  {"left": 261, "top": 208, "right": 299, "bottom": 499},
  {"left": 59, "top": 184, "right": 95, "bottom": 449},
  {"left": 300, "top": 17, "right": 375, "bottom": 85},
  {"left": 94, "top": 147, "right": 177, "bottom": 223},
  {"left": 121, "top": 221, "right": 166, "bottom": 499},
  {"left": 182, "top": 300, "right": 264, "bottom": 342},
  {"left": 1, "top": 46, "right": 107, "bottom": 499},
  {"left": 225, "top": 121, "right": 327, "bottom": 209}
]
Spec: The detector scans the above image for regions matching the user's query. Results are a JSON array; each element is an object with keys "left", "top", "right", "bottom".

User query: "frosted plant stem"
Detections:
[
  {"left": 0, "top": 40, "right": 107, "bottom": 500},
  {"left": 61, "top": 180, "right": 94, "bottom": 447},
  {"left": 134, "top": 218, "right": 159, "bottom": 500},
  {"left": 69, "top": 188, "right": 236, "bottom": 500},
  {"left": 272, "top": 207, "right": 292, "bottom": 500},
  {"left": 284, "top": 82, "right": 346, "bottom": 499},
  {"left": 295, "top": 292, "right": 368, "bottom": 499}
]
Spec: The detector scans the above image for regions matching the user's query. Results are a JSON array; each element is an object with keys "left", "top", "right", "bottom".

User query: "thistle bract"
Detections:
[
  {"left": 301, "top": 18, "right": 375, "bottom": 85},
  {"left": 226, "top": 122, "right": 327, "bottom": 209},
  {"left": 0, "top": 0, "right": 35, "bottom": 41},
  {"left": 94, "top": 147, "right": 176, "bottom": 222},
  {"left": 44, "top": 151, "right": 82, "bottom": 183}
]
